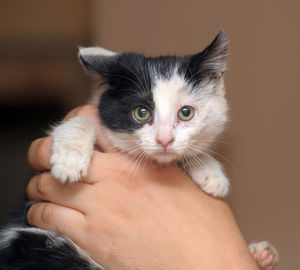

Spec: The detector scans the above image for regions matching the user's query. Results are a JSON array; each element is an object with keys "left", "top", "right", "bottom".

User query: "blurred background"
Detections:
[{"left": 1, "top": 0, "right": 299, "bottom": 268}]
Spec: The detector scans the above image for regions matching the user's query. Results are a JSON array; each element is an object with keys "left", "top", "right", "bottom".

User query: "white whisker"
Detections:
[{"left": 189, "top": 145, "right": 238, "bottom": 178}]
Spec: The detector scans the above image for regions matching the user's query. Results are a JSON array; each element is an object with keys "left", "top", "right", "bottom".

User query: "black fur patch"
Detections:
[
  {"left": 99, "top": 53, "right": 154, "bottom": 132},
  {"left": 0, "top": 229, "right": 100, "bottom": 270}
]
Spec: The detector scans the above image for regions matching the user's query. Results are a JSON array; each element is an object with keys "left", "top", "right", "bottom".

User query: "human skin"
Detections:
[{"left": 26, "top": 105, "right": 259, "bottom": 270}]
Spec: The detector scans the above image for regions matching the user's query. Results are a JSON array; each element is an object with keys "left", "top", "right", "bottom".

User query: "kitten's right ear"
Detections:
[
  {"left": 78, "top": 47, "right": 117, "bottom": 75},
  {"left": 187, "top": 31, "right": 228, "bottom": 84}
]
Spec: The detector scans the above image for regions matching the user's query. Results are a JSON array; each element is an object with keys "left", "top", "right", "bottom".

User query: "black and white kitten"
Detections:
[{"left": 0, "top": 31, "right": 278, "bottom": 270}]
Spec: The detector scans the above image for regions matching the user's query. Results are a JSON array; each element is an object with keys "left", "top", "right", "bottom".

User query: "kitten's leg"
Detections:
[
  {"left": 249, "top": 241, "right": 279, "bottom": 270},
  {"left": 50, "top": 117, "right": 96, "bottom": 184},
  {"left": 186, "top": 155, "right": 229, "bottom": 197}
]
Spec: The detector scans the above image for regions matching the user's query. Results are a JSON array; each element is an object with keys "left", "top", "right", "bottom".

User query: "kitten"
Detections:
[{"left": 0, "top": 31, "right": 278, "bottom": 270}]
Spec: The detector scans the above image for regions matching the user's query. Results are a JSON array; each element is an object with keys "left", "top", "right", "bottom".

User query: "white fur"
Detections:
[
  {"left": 79, "top": 46, "right": 116, "bottom": 57},
  {"left": 137, "top": 72, "right": 228, "bottom": 162},
  {"left": 50, "top": 117, "right": 96, "bottom": 183},
  {"left": 98, "top": 71, "right": 230, "bottom": 197},
  {"left": 186, "top": 155, "right": 229, "bottom": 197},
  {"left": 0, "top": 228, "right": 18, "bottom": 249}
]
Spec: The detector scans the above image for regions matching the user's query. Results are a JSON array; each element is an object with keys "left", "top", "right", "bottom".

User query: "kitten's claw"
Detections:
[
  {"left": 50, "top": 117, "right": 96, "bottom": 184},
  {"left": 249, "top": 241, "right": 279, "bottom": 270}
]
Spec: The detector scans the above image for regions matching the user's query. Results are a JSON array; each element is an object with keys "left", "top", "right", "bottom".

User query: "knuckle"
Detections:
[
  {"left": 26, "top": 204, "right": 36, "bottom": 225},
  {"left": 41, "top": 204, "right": 55, "bottom": 225},
  {"left": 36, "top": 173, "right": 52, "bottom": 195}
]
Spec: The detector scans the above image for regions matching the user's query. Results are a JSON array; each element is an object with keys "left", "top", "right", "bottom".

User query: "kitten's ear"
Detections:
[
  {"left": 188, "top": 30, "right": 228, "bottom": 82},
  {"left": 78, "top": 47, "right": 117, "bottom": 75}
]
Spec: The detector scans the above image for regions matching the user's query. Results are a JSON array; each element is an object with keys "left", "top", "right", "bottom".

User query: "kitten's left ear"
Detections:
[
  {"left": 188, "top": 31, "right": 228, "bottom": 81},
  {"left": 78, "top": 46, "right": 117, "bottom": 75}
]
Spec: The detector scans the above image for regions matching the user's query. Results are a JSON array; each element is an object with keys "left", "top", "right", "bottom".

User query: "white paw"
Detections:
[
  {"left": 50, "top": 150, "right": 91, "bottom": 184},
  {"left": 50, "top": 117, "right": 96, "bottom": 184},
  {"left": 187, "top": 158, "right": 229, "bottom": 197},
  {"left": 249, "top": 241, "right": 279, "bottom": 269},
  {"left": 198, "top": 173, "right": 229, "bottom": 197}
]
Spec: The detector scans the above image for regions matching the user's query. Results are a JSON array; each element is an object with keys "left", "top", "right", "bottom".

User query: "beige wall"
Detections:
[
  {"left": 91, "top": 1, "right": 300, "bottom": 269},
  {"left": 0, "top": 0, "right": 90, "bottom": 104}
]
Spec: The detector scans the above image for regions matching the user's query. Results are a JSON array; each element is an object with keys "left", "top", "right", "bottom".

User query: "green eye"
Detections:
[
  {"left": 178, "top": 106, "right": 195, "bottom": 121},
  {"left": 133, "top": 106, "right": 151, "bottom": 122}
]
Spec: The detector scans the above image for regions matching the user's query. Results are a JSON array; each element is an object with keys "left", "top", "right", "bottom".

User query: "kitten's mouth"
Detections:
[{"left": 152, "top": 150, "right": 177, "bottom": 163}]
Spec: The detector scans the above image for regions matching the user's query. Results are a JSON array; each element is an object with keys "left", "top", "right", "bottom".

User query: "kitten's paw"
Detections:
[
  {"left": 187, "top": 165, "right": 229, "bottom": 197},
  {"left": 50, "top": 151, "right": 91, "bottom": 184},
  {"left": 249, "top": 241, "right": 279, "bottom": 270},
  {"left": 50, "top": 117, "right": 96, "bottom": 184},
  {"left": 200, "top": 173, "right": 229, "bottom": 197}
]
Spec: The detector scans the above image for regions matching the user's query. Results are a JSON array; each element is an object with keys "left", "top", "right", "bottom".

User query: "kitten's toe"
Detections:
[
  {"left": 249, "top": 241, "right": 279, "bottom": 270},
  {"left": 50, "top": 154, "right": 90, "bottom": 184},
  {"left": 186, "top": 158, "right": 230, "bottom": 198},
  {"left": 199, "top": 174, "right": 229, "bottom": 197},
  {"left": 190, "top": 171, "right": 229, "bottom": 197}
]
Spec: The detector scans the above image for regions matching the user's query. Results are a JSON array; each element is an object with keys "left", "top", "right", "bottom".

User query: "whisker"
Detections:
[
  {"left": 197, "top": 139, "right": 229, "bottom": 144},
  {"left": 127, "top": 149, "right": 146, "bottom": 179},
  {"left": 189, "top": 145, "right": 239, "bottom": 178}
]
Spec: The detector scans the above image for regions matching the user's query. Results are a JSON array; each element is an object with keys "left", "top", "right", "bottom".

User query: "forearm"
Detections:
[
  {"left": 178, "top": 199, "right": 258, "bottom": 270},
  {"left": 136, "top": 187, "right": 259, "bottom": 270}
]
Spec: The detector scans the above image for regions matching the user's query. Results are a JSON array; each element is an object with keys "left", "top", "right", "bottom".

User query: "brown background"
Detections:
[{"left": 1, "top": 1, "right": 299, "bottom": 269}]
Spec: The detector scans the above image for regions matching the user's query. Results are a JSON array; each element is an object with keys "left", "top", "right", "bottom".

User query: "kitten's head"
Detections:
[{"left": 79, "top": 31, "right": 228, "bottom": 164}]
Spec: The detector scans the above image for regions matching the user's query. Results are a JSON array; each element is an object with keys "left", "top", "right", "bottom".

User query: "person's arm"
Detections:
[{"left": 26, "top": 105, "right": 259, "bottom": 270}]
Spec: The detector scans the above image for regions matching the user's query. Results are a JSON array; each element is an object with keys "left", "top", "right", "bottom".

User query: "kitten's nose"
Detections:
[{"left": 156, "top": 138, "right": 174, "bottom": 148}]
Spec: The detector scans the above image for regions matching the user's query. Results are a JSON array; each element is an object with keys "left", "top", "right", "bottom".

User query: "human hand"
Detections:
[{"left": 26, "top": 105, "right": 259, "bottom": 270}]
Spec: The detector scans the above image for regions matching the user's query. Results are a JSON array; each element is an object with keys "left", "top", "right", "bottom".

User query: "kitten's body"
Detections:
[{"left": 0, "top": 31, "right": 278, "bottom": 269}]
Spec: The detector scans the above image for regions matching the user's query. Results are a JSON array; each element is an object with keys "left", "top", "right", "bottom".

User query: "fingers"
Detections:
[
  {"left": 27, "top": 105, "right": 116, "bottom": 172},
  {"left": 84, "top": 152, "right": 132, "bottom": 184},
  {"left": 27, "top": 202, "right": 87, "bottom": 240},
  {"left": 27, "top": 172, "right": 95, "bottom": 212},
  {"left": 27, "top": 136, "right": 52, "bottom": 170}
]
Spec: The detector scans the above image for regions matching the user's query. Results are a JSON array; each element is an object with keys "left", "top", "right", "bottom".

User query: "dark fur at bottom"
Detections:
[{"left": 0, "top": 201, "right": 102, "bottom": 270}]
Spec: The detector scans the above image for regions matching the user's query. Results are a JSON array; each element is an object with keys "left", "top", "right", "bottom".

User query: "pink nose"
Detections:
[{"left": 156, "top": 138, "right": 174, "bottom": 148}]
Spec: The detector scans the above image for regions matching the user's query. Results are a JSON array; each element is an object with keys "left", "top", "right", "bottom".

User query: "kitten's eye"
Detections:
[
  {"left": 133, "top": 106, "right": 151, "bottom": 122},
  {"left": 178, "top": 106, "right": 195, "bottom": 121}
]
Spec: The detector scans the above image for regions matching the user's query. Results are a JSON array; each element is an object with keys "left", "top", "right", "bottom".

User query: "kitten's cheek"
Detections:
[{"left": 27, "top": 202, "right": 87, "bottom": 238}]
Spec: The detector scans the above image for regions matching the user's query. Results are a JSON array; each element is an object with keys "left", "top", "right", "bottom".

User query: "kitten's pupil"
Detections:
[
  {"left": 138, "top": 108, "right": 148, "bottom": 118},
  {"left": 178, "top": 106, "right": 195, "bottom": 121},
  {"left": 181, "top": 107, "right": 190, "bottom": 117},
  {"left": 133, "top": 106, "right": 151, "bottom": 122}
]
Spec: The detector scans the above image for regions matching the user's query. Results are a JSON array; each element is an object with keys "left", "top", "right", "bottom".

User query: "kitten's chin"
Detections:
[{"left": 152, "top": 152, "right": 177, "bottom": 164}]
